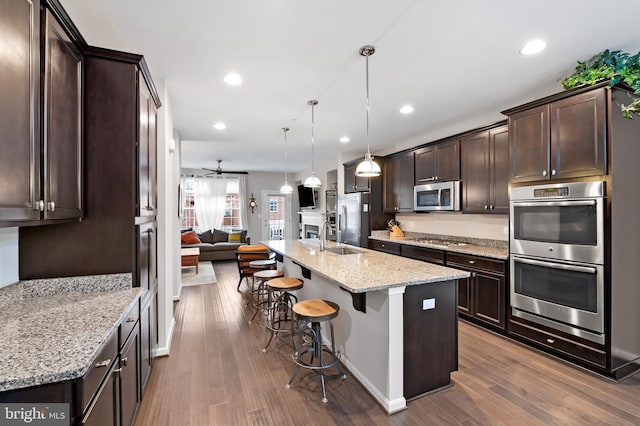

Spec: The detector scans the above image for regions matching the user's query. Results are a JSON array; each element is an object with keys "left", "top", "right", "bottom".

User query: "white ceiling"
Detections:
[{"left": 60, "top": 0, "right": 640, "bottom": 175}]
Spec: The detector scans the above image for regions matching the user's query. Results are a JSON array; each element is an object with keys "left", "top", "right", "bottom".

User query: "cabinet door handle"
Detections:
[
  {"left": 126, "top": 317, "right": 136, "bottom": 323},
  {"left": 95, "top": 359, "right": 111, "bottom": 368},
  {"left": 551, "top": 169, "right": 557, "bottom": 176},
  {"left": 489, "top": 205, "right": 494, "bottom": 210},
  {"left": 34, "top": 200, "right": 45, "bottom": 211},
  {"left": 542, "top": 170, "right": 548, "bottom": 177},
  {"left": 546, "top": 338, "right": 555, "bottom": 344},
  {"left": 468, "top": 260, "right": 475, "bottom": 264},
  {"left": 122, "top": 357, "right": 128, "bottom": 366},
  {"left": 484, "top": 205, "right": 488, "bottom": 210},
  {"left": 381, "top": 244, "right": 385, "bottom": 248},
  {"left": 47, "top": 201, "right": 55, "bottom": 212},
  {"left": 418, "top": 177, "right": 436, "bottom": 182}
]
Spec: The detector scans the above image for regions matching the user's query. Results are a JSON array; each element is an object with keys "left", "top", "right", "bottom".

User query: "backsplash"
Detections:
[
  {"left": 0, "top": 228, "right": 18, "bottom": 289},
  {"left": 394, "top": 212, "right": 509, "bottom": 241}
]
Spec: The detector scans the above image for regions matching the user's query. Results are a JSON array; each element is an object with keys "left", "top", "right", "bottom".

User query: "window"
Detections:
[
  {"left": 181, "top": 177, "right": 242, "bottom": 231},
  {"left": 269, "top": 199, "right": 278, "bottom": 212},
  {"left": 181, "top": 178, "right": 197, "bottom": 229},
  {"left": 222, "top": 193, "right": 241, "bottom": 231}
]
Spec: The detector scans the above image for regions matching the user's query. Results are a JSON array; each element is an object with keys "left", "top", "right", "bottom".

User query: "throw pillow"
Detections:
[
  {"left": 181, "top": 230, "right": 201, "bottom": 245},
  {"left": 228, "top": 231, "right": 243, "bottom": 242},
  {"left": 198, "top": 230, "right": 214, "bottom": 244},
  {"left": 212, "top": 229, "right": 229, "bottom": 243}
]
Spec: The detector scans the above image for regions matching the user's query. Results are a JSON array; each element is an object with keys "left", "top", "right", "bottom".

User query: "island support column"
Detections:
[{"left": 387, "top": 286, "right": 407, "bottom": 413}]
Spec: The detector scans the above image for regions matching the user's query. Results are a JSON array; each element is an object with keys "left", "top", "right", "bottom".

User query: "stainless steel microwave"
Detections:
[{"left": 413, "top": 181, "right": 460, "bottom": 212}]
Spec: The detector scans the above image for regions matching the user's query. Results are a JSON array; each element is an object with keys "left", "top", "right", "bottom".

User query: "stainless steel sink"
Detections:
[{"left": 324, "top": 246, "right": 363, "bottom": 255}]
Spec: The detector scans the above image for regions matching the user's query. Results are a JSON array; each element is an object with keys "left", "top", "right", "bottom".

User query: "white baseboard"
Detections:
[
  {"left": 154, "top": 317, "right": 176, "bottom": 357},
  {"left": 173, "top": 284, "right": 182, "bottom": 302},
  {"left": 340, "top": 354, "right": 406, "bottom": 414}
]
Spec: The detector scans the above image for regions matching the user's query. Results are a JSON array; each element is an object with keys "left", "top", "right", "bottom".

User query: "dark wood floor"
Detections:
[{"left": 135, "top": 260, "right": 640, "bottom": 425}]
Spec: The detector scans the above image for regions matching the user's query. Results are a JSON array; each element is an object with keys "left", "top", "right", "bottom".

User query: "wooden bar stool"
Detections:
[
  {"left": 286, "top": 299, "right": 346, "bottom": 403},
  {"left": 245, "top": 258, "right": 277, "bottom": 311},
  {"left": 263, "top": 277, "right": 303, "bottom": 352},
  {"left": 248, "top": 269, "right": 284, "bottom": 324}
]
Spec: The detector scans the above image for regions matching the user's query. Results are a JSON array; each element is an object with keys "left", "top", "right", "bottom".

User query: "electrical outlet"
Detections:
[
  {"left": 406, "top": 221, "right": 415, "bottom": 229},
  {"left": 422, "top": 298, "right": 435, "bottom": 310},
  {"left": 503, "top": 226, "right": 509, "bottom": 235}
]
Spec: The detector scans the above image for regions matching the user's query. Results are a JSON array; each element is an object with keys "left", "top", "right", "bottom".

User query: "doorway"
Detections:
[{"left": 261, "top": 191, "right": 291, "bottom": 241}]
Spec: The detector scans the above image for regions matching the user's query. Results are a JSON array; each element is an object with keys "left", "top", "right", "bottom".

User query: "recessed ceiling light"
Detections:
[
  {"left": 213, "top": 122, "right": 226, "bottom": 130},
  {"left": 223, "top": 73, "right": 242, "bottom": 86},
  {"left": 339, "top": 136, "right": 350, "bottom": 143},
  {"left": 520, "top": 39, "right": 547, "bottom": 55},
  {"left": 400, "top": 105, "right": 414, "bottom": 114}
]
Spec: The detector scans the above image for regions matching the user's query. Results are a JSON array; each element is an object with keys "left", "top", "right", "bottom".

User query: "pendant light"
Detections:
[
  {"left": 280, "top": 127, "right": 293, "bottom": 194},
  {"left": 355, "top": 45, "right": 381, "bottom": 177},
  {"left": 303, "top": 99, "right": 322, "bottom": 188}
]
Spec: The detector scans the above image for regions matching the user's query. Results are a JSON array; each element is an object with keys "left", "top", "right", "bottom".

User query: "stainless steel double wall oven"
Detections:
[{"left": 509, "top": 181, "right": 605, "bottom": 344}]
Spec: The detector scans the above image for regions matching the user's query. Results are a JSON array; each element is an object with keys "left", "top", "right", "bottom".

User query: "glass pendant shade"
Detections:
[
  {"left": 280, "top": 182, "right": 293, "bottom": 194},
  {"left": 304, "top": 100, "right": 322, "bottom": 188},
  {"left": 355, "top": 153, "right": 382, "bottom": 177},
  {"left": 303, "top": 174, "right": 321, "bottom": 188},
  {"left": 356, "top": 45, "right": 381, "bottom": 177}
]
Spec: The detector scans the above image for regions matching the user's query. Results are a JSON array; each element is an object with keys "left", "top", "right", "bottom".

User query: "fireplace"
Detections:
[{"left": 305, "top": 224, "right": 319, "bottom": 239}]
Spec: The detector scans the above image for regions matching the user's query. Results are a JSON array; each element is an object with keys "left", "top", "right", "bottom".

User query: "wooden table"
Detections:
[{"left": 181, "top": 247, "right": 200, "bottom": 274}]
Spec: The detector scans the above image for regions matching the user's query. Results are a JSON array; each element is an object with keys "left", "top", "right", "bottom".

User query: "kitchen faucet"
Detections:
[{"left": 320, "top": 219, "right": 332, "bottom": 251}]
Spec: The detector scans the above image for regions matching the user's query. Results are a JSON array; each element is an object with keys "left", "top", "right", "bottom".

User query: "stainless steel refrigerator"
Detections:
[{"left": 337, "top": 192, "right": 370, "bottom": 247}]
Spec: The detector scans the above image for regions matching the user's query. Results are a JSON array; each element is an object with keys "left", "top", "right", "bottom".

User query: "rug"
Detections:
[{"left": 181, "top": 262, "right": 217, "bottom": 286}]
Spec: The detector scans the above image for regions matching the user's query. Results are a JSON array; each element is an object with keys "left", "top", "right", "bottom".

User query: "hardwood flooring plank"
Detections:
[{"left": 135, "top": 260, "right": 640, "bottom": 426}]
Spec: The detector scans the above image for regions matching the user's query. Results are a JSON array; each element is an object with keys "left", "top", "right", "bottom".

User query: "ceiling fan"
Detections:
[{"left": 202, "top": 160, "right": 248, "bottom": 176}]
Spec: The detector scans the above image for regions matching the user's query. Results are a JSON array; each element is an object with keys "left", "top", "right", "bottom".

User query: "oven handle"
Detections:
[
  {"left": 514, "top": 256, "right": 597, "bottom": 274},
  {"left": 512, "top": 200, "right": 596, "bottom": 208}
]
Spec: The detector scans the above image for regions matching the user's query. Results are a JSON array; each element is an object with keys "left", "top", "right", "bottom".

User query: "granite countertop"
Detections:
[
  {"left": 263, "top": 239, "right": 470, "bottom": 293},
  {"left": 368, "top": 232, "right": 509, "bottom": 260},
  {"left": 0, "top": 274, "right": 141, "bottom": 392}
]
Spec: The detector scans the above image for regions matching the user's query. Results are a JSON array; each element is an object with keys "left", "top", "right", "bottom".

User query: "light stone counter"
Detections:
[
  {"left": 0, "top": 274, "right": 141, "bottom": 392},
  {"left": 263, "top": 239, "right": 469, "bottom": 293},
  {"left": 369, "top": 232, "right": 509, "bottom": 260}
]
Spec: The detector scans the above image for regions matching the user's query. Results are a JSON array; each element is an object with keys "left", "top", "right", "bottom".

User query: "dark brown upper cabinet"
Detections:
[
  {"left": 414, "top": 139, "right": 460, "bottom": 185},
  {"left": 344, "top": 160, "right": 371, "bottom": 193},
  {"left": 0, "top": 2, "right": 82, "bottom": 226},
  {"left": 383, "top": 151, "right": 414, "bottom": 213},
  {"left": 0, "top": 0, "right": 41, "bottom": 224},
  {"left": 507, "top": 87, "right": 606, "bottom": 183},
  {"left": 461, "top": 125, "right": 509, "bottom": 214},
  {"left": 138, "top": 75, "right": 157, "bottom": 217},
  {"left": 43, "top": 8, "right": 83, "bottom": 221}
]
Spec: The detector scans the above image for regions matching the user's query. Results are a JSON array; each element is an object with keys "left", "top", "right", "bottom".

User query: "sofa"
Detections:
[{"left": 181, "top": 228, "right": 250, "bottom": 261}]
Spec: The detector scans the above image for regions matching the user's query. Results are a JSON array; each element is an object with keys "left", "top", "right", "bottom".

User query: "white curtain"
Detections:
[
  {"left": 194, "top": 177, "right": 227, "bottom": 231},
  {"left": 238, "top": 175, "right": 249, "bottom": 230}
]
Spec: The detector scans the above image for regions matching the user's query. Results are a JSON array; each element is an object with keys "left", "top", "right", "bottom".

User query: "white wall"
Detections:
[
  {"left": 396, "top": 212, "right": 509, "bottom": 241},
  {"left": 154, "top": 78, "right": 178, "bottom": 357},
  {"left": 246, "top": 171, "right": 297, "bottom": 242},
  {"left": 0, "top": 228, "right": 19, "bottom": 288}
]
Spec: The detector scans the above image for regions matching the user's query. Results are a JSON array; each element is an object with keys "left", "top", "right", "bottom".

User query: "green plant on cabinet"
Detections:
[{"left": 562, "top": 49, "right": 640, "bottom": 118}]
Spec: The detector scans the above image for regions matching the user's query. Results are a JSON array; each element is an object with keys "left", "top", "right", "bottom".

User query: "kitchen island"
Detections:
[{"left": 263, "top": 239, "right": 470, "bottom": 413}]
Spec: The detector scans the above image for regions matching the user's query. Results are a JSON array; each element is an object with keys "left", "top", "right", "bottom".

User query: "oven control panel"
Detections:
[{"left": 534, "top": 187, "right": 569, "bottom": 197}]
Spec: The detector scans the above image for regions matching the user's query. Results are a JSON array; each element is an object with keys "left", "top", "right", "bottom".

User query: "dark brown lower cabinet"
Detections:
[
  {"left": 140, "top": 290, "right": 156, "bottom": 394},
  {"left": 367, "top": 239, "right": 401, "bottom": 255},
  {"left": 404, "top": 280, "right": 458, "bottom": 400},
  {"left": 120, "top": 324, "right": 140, "bottom": 426},
  {"left": 446, "top": 253, "right": 507, "bottom": 331},
  {"left": 81, "top": 360, "right": 118, "bottom": 426}
]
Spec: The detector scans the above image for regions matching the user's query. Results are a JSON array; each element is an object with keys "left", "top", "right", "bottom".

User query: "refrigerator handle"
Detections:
[{"left": 340, "top": 205, "right": 347, "bottom": 231}]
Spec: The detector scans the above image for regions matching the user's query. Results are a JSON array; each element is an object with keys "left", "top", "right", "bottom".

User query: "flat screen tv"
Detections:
[{"left": 297, "top": 185, "right": 316, "bottom": 209}]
